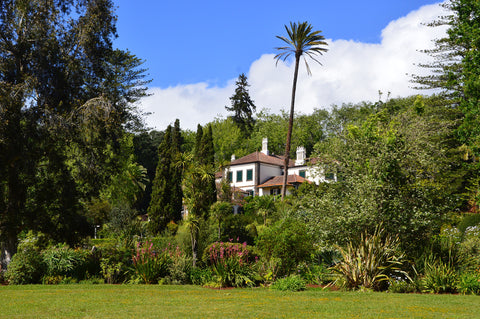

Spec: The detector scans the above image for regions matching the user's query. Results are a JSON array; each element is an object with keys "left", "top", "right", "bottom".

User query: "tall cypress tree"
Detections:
[
  {"left": 194, "top": 124, "right": 204, "bottom": 160},
  {"left": 148, "top": 126, "right": 173, "bottom": 233},
  {"left": 201, "top": 125, "right": 217, "bottom": 207},
  {"left": 170, "top": 119, "right": 184, "bottom": 222}
]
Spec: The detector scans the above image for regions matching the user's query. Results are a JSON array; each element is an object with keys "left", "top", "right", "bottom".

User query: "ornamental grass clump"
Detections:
[
  {"left": 132, "top": 240, "right": 172, "bottom": 284},
  {"left": 204, "top": 241, "right": 258, "bottom": 287},
  {"left": 331, "top": 226, "right": 407, "bottom": 291}
]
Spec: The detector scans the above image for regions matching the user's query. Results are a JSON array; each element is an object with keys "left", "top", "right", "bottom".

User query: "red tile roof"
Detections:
[
  {"left": 230, "top": 151, "right": 293, "bottom": 167},
  {"left": 257, "top": 174, "right": 308, "bottom": 188}
]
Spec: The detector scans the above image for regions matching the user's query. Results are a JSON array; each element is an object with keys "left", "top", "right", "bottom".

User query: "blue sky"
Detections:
[{"left": 112, "top": 1, "right": 447, "bottom": 130}]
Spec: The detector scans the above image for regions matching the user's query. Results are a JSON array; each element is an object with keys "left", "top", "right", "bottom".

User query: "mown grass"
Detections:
[{"left": 1, "top": 284, "right": 478, "bottom": 318}]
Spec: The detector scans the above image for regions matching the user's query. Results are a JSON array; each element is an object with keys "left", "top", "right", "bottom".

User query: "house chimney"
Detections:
[
  {"left": 295, "top": 146, "right": 306, "bottom": 166},
  {"left": 261, "top": 137, "right": 269, "bottom": 155},
  {"left": 231, "top": 154, "right": 236, "bottom": 161}
]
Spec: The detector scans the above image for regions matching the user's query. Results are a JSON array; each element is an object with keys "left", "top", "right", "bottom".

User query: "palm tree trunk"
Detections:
[{"left": 281, "top": 54, "right": 301, "bottom": 200}]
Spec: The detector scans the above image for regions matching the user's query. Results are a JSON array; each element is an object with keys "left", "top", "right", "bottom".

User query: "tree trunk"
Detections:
[
  {"left": 281, "top": 54, "right": 301, "bottom": 200},
  {"left": 191, "top": 237, "right": 197, "bottom": 268},
  {"left": 1, "top": 237, "right": 17, "bottom": 271}
]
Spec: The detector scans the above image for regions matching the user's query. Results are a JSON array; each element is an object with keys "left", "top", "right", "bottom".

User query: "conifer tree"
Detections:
[
  {"left": 170, "top": 119, "right": 184, "bottom": 222},
  {"left": 148, "top": 127, "right": 173, "bottom": 233},
  {"left": 202, "top": 125, "right": 217, "bottom": 207},
  {"left": 225, "top": 73, "right": 256, "bottom": 137}
]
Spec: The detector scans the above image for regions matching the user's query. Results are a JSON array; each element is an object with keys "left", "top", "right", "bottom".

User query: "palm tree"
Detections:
[{"left": 275, "top": 21, "right": 328, "bottom": 199}]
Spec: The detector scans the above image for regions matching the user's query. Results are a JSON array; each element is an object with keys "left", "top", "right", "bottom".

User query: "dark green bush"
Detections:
[
  {"left": 388, "top": 280, "right": 417, "bottom": 293},
  {"left": 270, "top": 275, "right": 306, "bottom": 291},
  {"left": 6, "top": 246, "right": 45, "bottom": 285},
  {"left": 296, "top": 262, "right": 333, "bottom": 285},
  {"left": 189, "top": 267, "right": 213, "bottom": 286},
  {"left": 256, "top": 218, "right": 313, "bottom": 276},
  {"left": 457, "top": 272, "right": 480, "bottom": 295}
]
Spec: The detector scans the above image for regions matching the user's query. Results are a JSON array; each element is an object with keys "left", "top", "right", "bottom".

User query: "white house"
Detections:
[{"left": 223, "top": 138, "right": 335, "bottom": 197}]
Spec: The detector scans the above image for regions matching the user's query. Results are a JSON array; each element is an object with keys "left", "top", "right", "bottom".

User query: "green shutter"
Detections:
[
  {"left": 246, "top": 169, "right": 253, "bottom": 181},
  {"left": 236, "top": 170, "right": 243, "bottom": 182}
]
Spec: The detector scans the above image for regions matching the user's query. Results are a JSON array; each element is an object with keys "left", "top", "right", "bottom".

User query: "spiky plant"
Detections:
[{"left": 331, "top": 226, "right": 407, "bottom": 291}]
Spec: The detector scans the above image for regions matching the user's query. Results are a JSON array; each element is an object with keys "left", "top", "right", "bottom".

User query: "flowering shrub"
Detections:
[
  {"left": 203, "top": 241, "right": 258, "bottom": 287},
  {"left": 132, "top": 240, "right": 172, "bottom": 284}
]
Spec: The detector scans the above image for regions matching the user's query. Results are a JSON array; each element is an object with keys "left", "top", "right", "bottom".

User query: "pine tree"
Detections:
[
  {"left": 225, "top": 73, "right": 256, "bottom": 137},
  {"left": 413, "top": 0, "right": 480, "bottom": 210}
]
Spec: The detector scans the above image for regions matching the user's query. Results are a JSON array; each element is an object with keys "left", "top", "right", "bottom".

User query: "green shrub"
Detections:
[
  {"left": 457, "top": 214, "right": 480, "bottom": 235},
  {"left": 6, "top": 246, "right": 45, "bottom": 285},
  {"left": 163, "top": 244, "right": 192, "bottom": 284},
  {"left": 255, "top": 257, "right": 281, "bottom": 285},
  {"left": 189, "top": 267, "right": 213, "bottom": 286},
  {"left": 331, "top": 226, "right": 406, "bottom": 291},
  {"left": 421, "top": 260, "right": 458, "bottom": 294},
  {"left": 388, "top": 280, "right": 417, "bottom": 293},
  {"left": 255, "top": 218, "right": 313, "bottom": 276},
  {"left": 296, "top": 262, "right": 333, "bottom": 285},
  {"left": 42, "top": 244, "right": 89, "bottom": 280},
  {"left": 458, "top": 226, "right": 480, "bottom": 270},
  {"left": 97, "top": 245, "right": 131, "bottom": 284},
  {"left": 270, "top": 275, "right": 306, "bottom": 291},
  {"left": 457, "top": 272, "right": 480, "bottom": 295}
]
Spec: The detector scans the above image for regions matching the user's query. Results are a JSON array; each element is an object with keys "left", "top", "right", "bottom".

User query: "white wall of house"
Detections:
[{"left": 226, "top": 163, "right": 256, "bottom": 189}]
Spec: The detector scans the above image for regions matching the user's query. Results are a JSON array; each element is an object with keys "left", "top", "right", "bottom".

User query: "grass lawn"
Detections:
[{"left": 1, "top": 284, "right": 478, "bottom": 318}]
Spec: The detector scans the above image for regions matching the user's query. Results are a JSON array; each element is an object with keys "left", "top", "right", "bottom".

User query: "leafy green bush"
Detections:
[
  {"left": 457, "top": 214, "right": 480, "bottom": 235},
  {"left": 255, "top": 218, "right": 313, "bottom": 276},
  {"left": 458, "top": 225, "right": 480, "bottom": 270},
  {"left": 162, "top": 244, "right": 192, "bottom": 285},
  {"left": 270, "top": 275, "right": 306, "bottom": 291},
  {"left": 331, "top": 227, "right": 406, "bottom": 291},
  {"left": 296, "top": 262, "right": 333, "bottom": 285},
  {"left": 203, "top": 241, "right": 258, "bottom": 287},
  {"left": 42, "top": 244, "right": 89, "bottom": 280},
  {"left": 189, "top": 267, "right": 213, "bottom": 286},
  {"left": 388, "top": 280, "right": 417, "bottom": 293},
  {"left": 97, "top": 245, "right": 131, "bottom": 284},
  {"left": 457, "top": 272, "right": 480, "bottom": 295},
  {"left": 421, "top": 260, "right": 458, "bottom": 294},
  {"left": 6, "top": 244, "right": 45, "bottom": 285}
]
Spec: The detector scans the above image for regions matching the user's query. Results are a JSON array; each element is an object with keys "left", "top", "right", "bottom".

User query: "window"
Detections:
[
  {"left": 247, "top": 190, "right": 254, "bottom": 197},
  {"left": 270, "top": 188, "right": 280, "bottom": 195},
  {"left": 246, "top": 169, "right": 253, "bottom": 181},
  {"left": 236, "top": 170, "right": 243, "bottom": 182},
  {"left": 299, "top": 170, "right": 306, "bottom": 178},
  {"left": 325, "top": 172, "right": 335, "bottom": 180},
  {"left": 227, "top": 171, "right": 233, "bottom": 182}
]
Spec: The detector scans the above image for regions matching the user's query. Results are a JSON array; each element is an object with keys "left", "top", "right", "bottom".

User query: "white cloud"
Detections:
[
  {"left": 140, "top": 2, "right": 449, "bottom": 131},
  {"left": 139, "top": 82, "right": 234, "bottom": 131}
]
